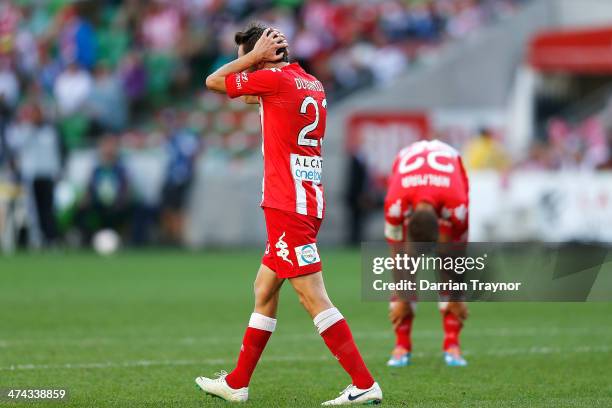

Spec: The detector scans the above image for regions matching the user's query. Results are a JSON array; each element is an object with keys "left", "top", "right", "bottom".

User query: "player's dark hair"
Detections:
[
  {"left": 408, "top": 208, "right": 439, "bottom": 243},
  {"left": 234, "top": 22, "right": 289, "bottom": 63}
]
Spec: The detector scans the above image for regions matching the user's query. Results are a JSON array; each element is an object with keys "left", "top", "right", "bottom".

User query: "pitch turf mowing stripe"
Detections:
[
  {"left": 1, "top": 326, "right": 611, "bottom": 347},
  {"left": 2, "top": 344, "right": 610, "bottom": 371}
]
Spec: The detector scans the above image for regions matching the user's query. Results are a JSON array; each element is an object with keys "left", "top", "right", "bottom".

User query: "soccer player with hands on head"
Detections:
[{"left": 197, "top": 23, "right": 382, "bottom": 406}]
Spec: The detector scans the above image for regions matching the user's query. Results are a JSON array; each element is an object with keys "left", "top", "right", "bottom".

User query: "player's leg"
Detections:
[
  {"left": 440, "top": 301, "right": 468, "bottom": 366},
  {"left": 289, "top": 272, "right": 382, "bottom": 405},
  {"left": 225, "top": 264, "right": 284, "bottom": 387},
  {"left": 387, "top": 301, "right": 415, "bottom": 367},
  {"left": 195, "top": 264, "right": 284, "bottom": 401},
  {"left": 438, "top": 218, "right": 469, "bottom": 367}
]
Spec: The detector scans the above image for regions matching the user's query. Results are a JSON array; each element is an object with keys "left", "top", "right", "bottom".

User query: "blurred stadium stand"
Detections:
[{"left": 1, "top": 0, "right": 612, "bottom": 251}]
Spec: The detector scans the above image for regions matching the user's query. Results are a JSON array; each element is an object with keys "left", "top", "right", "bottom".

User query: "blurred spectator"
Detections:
[
  {"left": 517, "top": 141, "right": 553, "bottom": 171},
  {"left": 0, "top": 1, "right": 21, "bottom": 58},
  {"left": 77, "top": 134, "right": 131, "bottom": 243},
  {"left": 54, "top": 62, "right": 92, "bottom": 116},
  {"left": 547, "top": 117, "right": 608, "bottom": 171},
  {"left": 159, "top": 109, "right": 200, "bottom": 244},
  {"left": 463, "top": 128, "right": 510, "bottom": 171},
  {"left": 596, "top": 134, "right": 612, "bottom": 170},
  {"left": 85, "top": 62, "right": 127, "bottom": 132},
  {"left": 119, "top": 51, "right": 147, "bottom": 111},
  {"left": 344, "top": 151, "right": 384, "bottom": 246},
  {"left": 6, "top": 103, "right": 62, "bottom": 245},
  {"left": 0, "top": 59, "right": 19, "bottom": 111},
  {"left": 141, "top": 2, "right": 183, "bottom": 53},
  {"left": 57, "top": 5, "right": 97, "bottom": 70},
  {"left": 39, "top": 47, "right": 63, "bottom": 95}
]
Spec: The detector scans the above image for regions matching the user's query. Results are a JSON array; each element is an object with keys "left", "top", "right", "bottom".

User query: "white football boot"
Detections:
[
  {"left": 195, "top": 371, "right": 248, "bottom": 402},
  {"left": 322, "top": 382, "right": 382, "bottom": 405}
]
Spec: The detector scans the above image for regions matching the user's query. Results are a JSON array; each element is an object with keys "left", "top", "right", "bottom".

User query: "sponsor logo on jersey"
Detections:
[
  {"left": 295, "top": 243, "right": 320, "bottom": 266},
  {"left": 275, "top": 232, "right": 293, "bottom": 265},
  {"left": 291, "top": 154, "right": 323, "bottom": 185}
]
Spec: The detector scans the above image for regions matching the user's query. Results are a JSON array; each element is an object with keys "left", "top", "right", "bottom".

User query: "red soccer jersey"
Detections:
[
  {"left": 225, "top": 63, "right": 326, "bottom": 219},
  {"left": 384, "top": 140, "right": 469, "bottom": 243}
]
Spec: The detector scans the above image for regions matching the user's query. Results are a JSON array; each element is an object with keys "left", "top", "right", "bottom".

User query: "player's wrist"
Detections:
[{"left": 245, "top": 50, "right": 262, "bottom": 66}]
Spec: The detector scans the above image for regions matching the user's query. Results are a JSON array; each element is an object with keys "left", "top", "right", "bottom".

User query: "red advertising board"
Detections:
[
  {"left": 346, "top": 112, "right": 430, "bottom": 182},
  {"left": 528, "top": 26, "right": 612, "bottom": 74}
]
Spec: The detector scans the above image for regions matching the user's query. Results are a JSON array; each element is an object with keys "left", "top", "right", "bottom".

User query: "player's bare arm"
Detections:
[
  {"left": 387, "top": 241, "right": 415, "bottom": 328},
  {"left": 436, "top": 232, "right": 469, "bottom": 322},
  {"left": 242, "top": 96, "right": 260, "bottom": 104},
  {"left": 205, "top": 28, "right": 288, "bottom": 93}
]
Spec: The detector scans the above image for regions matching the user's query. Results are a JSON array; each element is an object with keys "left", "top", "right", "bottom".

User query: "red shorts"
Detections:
[{"left": 261, "top": 207, "right": 323, "bottom": 279}]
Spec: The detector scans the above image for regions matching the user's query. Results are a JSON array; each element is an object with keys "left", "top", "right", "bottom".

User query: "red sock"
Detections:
[
  {"left": 315, "top": 308, "right": 374, "bottom": 389},
  {"left": 395, "top": 315, "right": 413, "bottom": 351},
  {"left": 442, "top": 312, "right": 462, "bottom": 351},
  {"left": 225, "top": 313, "right": 276, "bottom": 389}
]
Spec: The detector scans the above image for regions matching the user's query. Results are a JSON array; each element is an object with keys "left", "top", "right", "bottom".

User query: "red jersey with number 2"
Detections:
[
  {"left": 384, "top": 140, "right": 469, "bottom": 243},
  {"left": 225, "top": 63, "right": 326, "bottom": 219}
]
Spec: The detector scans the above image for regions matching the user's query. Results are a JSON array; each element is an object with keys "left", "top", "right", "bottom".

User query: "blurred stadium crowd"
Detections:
[
  {"left": 12, "top": 0, "right": 608, "bottom": 249},
  {"left": 463, "top": 112, "right": 612, "bottom": 172}
]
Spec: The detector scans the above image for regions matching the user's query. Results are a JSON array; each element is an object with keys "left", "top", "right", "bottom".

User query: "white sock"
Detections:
[
  {"left": 248, "top": 313, "right": 277, "bottom": 332},
  {"left": 313, "top": 307, "right": 344, "bottom": 334}
]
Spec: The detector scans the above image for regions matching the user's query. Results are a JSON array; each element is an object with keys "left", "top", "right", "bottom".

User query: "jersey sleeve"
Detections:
[
  {"left": 384, "top": 197, "right": 406, "bottom": 243},
  {"left": 387, "top": 155, "right": 400, "bottom": 188},
  {"left": 440, "top": 156, "right": 469, "bottom": 243},
  {"left": 225, "top": 69, "right": 281, "bottom": 99}
]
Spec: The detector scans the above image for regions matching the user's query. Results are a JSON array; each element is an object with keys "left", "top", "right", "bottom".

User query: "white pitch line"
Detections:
[
  {"left": 1, "top": 345, "right": 609, "bottom": 372},
  {"left": 1, "top": 327, "right": 609, "bottom": 348},
  {"left": 0, "top": 355, "right": 329, "bottom": 372}
]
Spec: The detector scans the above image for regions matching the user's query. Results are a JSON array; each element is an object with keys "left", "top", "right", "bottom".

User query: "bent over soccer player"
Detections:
[
  {"left": 384, "top": 140, "right": 470, "bottom": 368},
  {"left": 197, "top": 23, "right": 382, "bottom": 405}
]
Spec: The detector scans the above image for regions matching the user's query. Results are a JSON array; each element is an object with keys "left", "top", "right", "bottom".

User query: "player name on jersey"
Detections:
[
  {"left": 294, "top": 78, "right": 324, "bottom": 92},
  {"left": 401, "top": 174, "right": 451, "bottom": 188}
]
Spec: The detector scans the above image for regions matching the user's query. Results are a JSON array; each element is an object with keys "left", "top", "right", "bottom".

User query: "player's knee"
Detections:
[
  {"left": 440, "top": 301, "right": 468, "bottom": 321},
  {"left": 292, "top": 285, "right": 317, "bottom": 313},
  {"left": 294, "top": 287, "right": 311, "bottom": 309},
  {"left": 297, "top": 287, "right": 332, "bottom": 315},
  {"left": 390, "top": 301, "right": 416, "bottom": 317},
  {"left": 253, "top": 281, "right": 274, "bottom": 306}
]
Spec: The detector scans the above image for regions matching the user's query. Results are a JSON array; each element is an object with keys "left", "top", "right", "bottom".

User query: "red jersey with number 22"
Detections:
[
  {"left": 385, "top": 140, "right": 469, "bottom": 243},
  {"left": 225, "top": 63, "right": 326, "bottom": 219}
]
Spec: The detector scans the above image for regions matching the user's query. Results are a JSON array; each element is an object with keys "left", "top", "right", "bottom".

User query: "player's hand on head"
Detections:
[
  {"left": 271, "top": 28, "right": 288, "bottom": 49},
  {"left": 252, "top": 28, "right": 288, "bottom": 63}
]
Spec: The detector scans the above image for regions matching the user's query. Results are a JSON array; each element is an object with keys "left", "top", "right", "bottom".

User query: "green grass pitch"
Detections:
[{"left": 1, "top": 249, "right": 611, "bottom": 407}]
